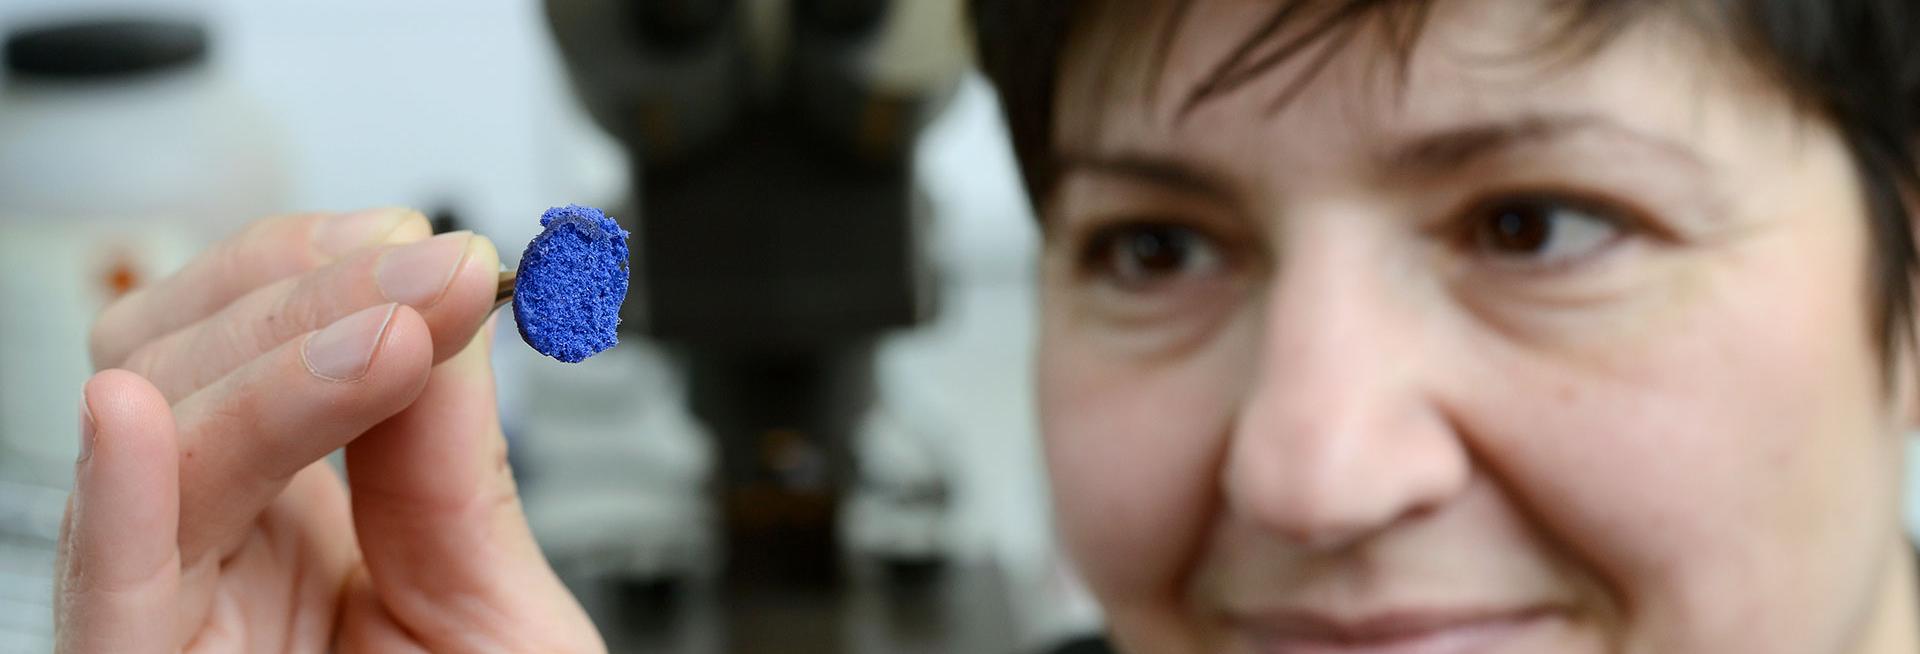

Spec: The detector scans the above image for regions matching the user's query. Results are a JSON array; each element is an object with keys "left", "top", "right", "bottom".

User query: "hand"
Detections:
[{"left": 54, "top": 209, "right": 605, "bottom": 653}]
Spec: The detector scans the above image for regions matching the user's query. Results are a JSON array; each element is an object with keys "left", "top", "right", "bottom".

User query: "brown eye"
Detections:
[
  {"left": 1084, "top": 223, "right": 1223, "bottom": 289},
  {"left": 1469, "top": 195, "right": 1622, "bottom": 264}
]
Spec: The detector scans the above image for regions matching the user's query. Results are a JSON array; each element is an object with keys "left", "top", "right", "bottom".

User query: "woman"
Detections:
[{"left": 54, "top": 0, "right": 1920, "bottom": 652}]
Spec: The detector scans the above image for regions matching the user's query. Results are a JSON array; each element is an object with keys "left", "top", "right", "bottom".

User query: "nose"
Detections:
[{"left": 1223, "top": 239, "right": 1470, "bottom": 550}]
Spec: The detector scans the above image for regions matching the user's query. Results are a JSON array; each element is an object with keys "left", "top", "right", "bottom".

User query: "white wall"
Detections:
[{"left": 1, "top": 0, "right": 629, "bottom": 251}]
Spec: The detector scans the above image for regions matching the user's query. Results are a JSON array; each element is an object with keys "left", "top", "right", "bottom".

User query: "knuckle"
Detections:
[
  {"left": 277, "top": 270, "right": 338, "bottom": 330},
  {"left": 273, "top": 211, "right": 334, "bottom": 263},
  {"left": 208, "top": 276, "right": 319, "bottom": 368},
  {"left": 256, "top": 285, "right": 307, "bottom": 351},
  {"left": 213, "top": 310, "right": 283, "bottom": 375},
  {"left": 87, "top": 303, "right": 129, "bottom": 369},
  {"left": 237, "top": 211, "right": 317, "bottom": 249},
  {"left": 118, "top": 341, "right": 164, "bottom": 381},
  {"left": 215, "top": 214, "right": 319, "bottom": 284},
  {"left": 206, "top": 238, "right": 257, "bottom": 293},
  {"left": 190, "top": 391, "right": 276, "bottom": 473}
]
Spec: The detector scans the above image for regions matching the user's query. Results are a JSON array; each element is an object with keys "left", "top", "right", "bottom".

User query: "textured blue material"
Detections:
[{"left": 513, "top": 205, "right": 630, "bottom": 363}]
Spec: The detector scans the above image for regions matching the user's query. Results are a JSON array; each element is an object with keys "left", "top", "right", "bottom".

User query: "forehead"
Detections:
[{"left": 1052, "top": 0, "right": 1781, "bottom": 180}]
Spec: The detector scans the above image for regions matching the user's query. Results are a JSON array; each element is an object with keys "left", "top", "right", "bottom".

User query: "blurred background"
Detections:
[{"left": 0, "top": 0, "right": 1109, "bottom": 652}]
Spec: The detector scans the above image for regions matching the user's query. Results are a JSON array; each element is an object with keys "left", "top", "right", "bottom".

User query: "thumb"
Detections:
[
  {"left": 55, "top": 370, "right": 182, "bottom": 654},
  {"left": 344, "top": 317, "right": 602, "bottom": 652}
]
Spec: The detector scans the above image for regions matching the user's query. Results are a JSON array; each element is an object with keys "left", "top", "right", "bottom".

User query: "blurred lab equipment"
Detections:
[
  {"left": 0, "top": 14, "right": 289, "bottom": 652},
  {"left": 542, "top": 0, "right": 1032, "bottom": 650},
  {"left": 545, "top": 0, "right": 960, "bottom": 584}
]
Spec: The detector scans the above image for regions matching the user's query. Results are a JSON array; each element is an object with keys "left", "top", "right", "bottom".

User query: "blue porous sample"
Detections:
[{"left": 513, "top": 205, "right": 630, "bottom": 363}]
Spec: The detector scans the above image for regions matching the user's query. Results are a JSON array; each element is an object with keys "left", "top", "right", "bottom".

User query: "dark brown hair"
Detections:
[{"left": 971, "top": 0, "right": 1920, "bottom": 357}]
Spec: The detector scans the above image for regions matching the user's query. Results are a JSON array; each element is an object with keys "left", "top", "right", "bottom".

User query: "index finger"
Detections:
[{"left": 88, "top": 208, "right": 431, "bottom": 370}]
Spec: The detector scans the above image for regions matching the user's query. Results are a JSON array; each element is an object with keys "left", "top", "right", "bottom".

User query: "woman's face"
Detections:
[{"left": 1036, "top": 1, "right": 1917, "bottom": 653}]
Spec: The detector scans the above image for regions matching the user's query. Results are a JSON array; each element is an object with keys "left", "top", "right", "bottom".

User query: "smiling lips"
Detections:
[{"left": 1234, "top": 605, "right": 1563, "bottom": 654}]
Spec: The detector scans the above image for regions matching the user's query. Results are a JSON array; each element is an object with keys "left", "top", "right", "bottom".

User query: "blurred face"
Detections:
[{"left": 1035, "top": 1, "right": 1918, "bottom": 653}]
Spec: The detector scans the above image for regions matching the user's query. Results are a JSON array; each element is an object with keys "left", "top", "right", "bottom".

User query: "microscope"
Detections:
[{"left": 541, "top": 0, "right": 966, "bottom": 591}]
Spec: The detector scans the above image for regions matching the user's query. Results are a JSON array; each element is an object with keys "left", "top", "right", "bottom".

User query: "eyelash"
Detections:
[
  {"left": 1437, "top": 189, "right": 1656, "bottom": 272},
  {"left": 1072, "top": 219, "right": 1229, "bottom": 287}
]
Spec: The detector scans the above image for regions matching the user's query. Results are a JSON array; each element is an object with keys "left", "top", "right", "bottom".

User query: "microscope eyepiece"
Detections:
[{"left": 631, "top": 0, "right": 735, "bottom": 53}]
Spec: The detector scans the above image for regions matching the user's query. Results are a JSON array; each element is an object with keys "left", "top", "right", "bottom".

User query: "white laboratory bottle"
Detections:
[{"left": 0, "top": 17, "right": 289, "bottom": 485}]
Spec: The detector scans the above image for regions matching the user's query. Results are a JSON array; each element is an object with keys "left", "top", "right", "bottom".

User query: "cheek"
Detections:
[
  {"left": 1460, "top": 222, "right": 1900, "bottom": 651},
  {"left": 1037, "top": 312, "right": 1255, "bottom": 614}
]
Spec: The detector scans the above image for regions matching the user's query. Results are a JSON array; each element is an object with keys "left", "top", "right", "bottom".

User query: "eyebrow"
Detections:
[
  {"left": 1055, "top": 113, "right": 1708, "bottom": 202},
  {"left": 1383, "top": 113, "right": 1709, "bottom": 174},
  {"left": 1055, "top": 152, "right": 1239, "bottom": 206}
]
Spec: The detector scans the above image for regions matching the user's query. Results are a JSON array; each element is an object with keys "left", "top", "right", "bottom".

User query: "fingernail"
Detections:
[
  {"left": 375, "top": 231, "right": 474, "bottom": 308},
  {"left": 314, "top": 208, "right": 409, "bottom": 259},
  {"left": 303, "top": 304, "right": 399, "bottom": 382},
  {"left": 77, "top": 397, "right": 95, "bottom": 464}
]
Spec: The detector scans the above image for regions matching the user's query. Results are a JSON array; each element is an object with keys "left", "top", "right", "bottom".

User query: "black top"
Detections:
[{"left": 5, "top": 19, "right": 207, "bottom": 80}]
